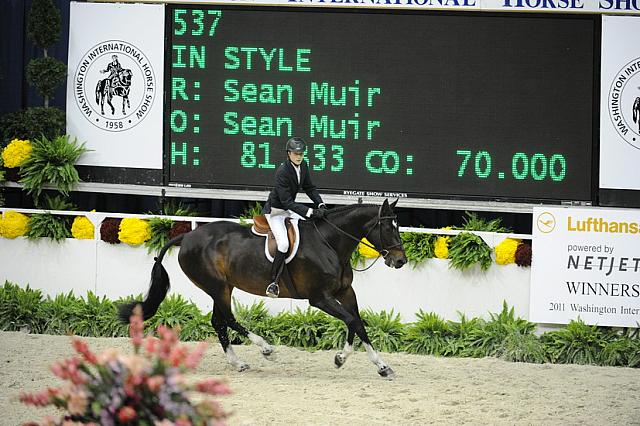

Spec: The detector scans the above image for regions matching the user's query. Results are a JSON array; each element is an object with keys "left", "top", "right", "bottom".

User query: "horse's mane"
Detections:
[{"left": 298, "top": 203, "right": 378, "bottom": 226}]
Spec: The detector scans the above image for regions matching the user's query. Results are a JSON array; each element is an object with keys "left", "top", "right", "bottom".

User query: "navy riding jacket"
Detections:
[{"left": 263, "top": 159, "right": 324, "bottom": 217}]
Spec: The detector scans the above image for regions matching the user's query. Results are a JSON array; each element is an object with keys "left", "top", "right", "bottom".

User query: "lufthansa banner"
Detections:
[
  {"left": 66, "top": 2, "right": 164, "bottom": 169},
  {"left": 530, "top": 207, "right": 640, "bottom": 327}
]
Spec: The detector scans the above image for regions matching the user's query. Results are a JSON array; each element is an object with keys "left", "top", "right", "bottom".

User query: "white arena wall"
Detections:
[{"left": 0, "top": 211, "right": 531, "bottom": 323}]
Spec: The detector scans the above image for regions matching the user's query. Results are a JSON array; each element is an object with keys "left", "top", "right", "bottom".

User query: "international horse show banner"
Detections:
[
  {"left": 66, "top": 2, "right": 164, "bottom": 169},
  {"left": 530, "top": 207, "right": 640, "bottom": 327},
  {"left": 600, "top": 16, "right": 640, "bottom": 191}
]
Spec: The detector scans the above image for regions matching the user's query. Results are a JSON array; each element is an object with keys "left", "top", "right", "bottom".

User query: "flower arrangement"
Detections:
[
  {"left": 170, "top": 221, "right": 192, "bottom": 242},
  {"left": 0, "top": 210, "right": 30, "bottom": 238},
  {"left": 19, "top": 306, "right": 231, "bottom": 425},
  {"left": 100, "top": 218, "right": 122, "bottom": 244},
  {"left": 118, "top": 217, "right": 151, "bottom": 246},
  {"left": 434, "top": 236, "right": 449, "bottom": 259},
  {"left": 358, "top": 237, "right": 380, "bottom": 258},
  {"left": 494, "top": 238, "right": 521, "bottom": 265},
  {"left": 71, "top": 215, "right": 94, "bottom": 240},
  {"left": 1, "top": 138, "right": 32, "bottom": 168},
  {"left": 515, "top": 241, "right": 532, "bottom": 267}
]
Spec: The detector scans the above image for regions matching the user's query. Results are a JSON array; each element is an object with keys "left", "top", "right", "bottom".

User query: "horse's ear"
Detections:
[
  {"left": 382, "top": 198, "right": 389, "bottom": 210},
  {"left": 390, "top": 198, "right": 398, "bottom": 210}
]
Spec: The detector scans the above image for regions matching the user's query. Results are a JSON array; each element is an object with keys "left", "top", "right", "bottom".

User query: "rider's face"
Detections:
[{"left": 288, "top": 151, "right": 304, "bottom": 166}]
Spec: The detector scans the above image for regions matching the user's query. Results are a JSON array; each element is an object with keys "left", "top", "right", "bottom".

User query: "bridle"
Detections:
[{"left": 313, "top": 205, "right": 403, "bottom": 270}]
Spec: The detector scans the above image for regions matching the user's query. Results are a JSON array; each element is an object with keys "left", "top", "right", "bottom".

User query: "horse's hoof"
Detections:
[
  {"left": 238, "top": 363, "right": 250, "bottom": 372},
  {"left": 378, "top": 366, "right": 395, "bottom": 380},
  {"left": 262, "top": 347, "right": 275, "bottom": 359},
  {"left": 334, "top": 353, "right": 346, "bottom": 369}
]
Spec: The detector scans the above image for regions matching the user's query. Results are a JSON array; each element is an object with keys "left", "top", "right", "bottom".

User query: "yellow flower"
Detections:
[
  {"left": 0, "top": 210, "right": 30, "bottom": 238},
  {"left": 434, "top": 236, "right": 449, "bottom": 259},
  {"left": 495, "top": 238, "right": 521, "bottom": 265},
  {"left": 71, "top": 216, "right": 94, "bottom": 239},
  {"left": 1, "top": 139, "right": 32, "bottom": 168},
  {"left": 358, "top": 237, "right": 380, "bottom": 258},
  {"left": 118, "top": 218, "right": 151, "bottom": 246}
]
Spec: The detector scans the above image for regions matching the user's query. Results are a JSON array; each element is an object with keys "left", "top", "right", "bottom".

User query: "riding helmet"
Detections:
[{"left": 285, "top": 137, "right": 306, "bottom": 153}]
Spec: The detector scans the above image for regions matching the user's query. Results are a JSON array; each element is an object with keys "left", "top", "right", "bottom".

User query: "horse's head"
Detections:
[
  {"left": 119, "top": 69, "right": 132, "bottom": 86},
  {"left": 367, "top": 199, "right": 407, "bottom": 269}
]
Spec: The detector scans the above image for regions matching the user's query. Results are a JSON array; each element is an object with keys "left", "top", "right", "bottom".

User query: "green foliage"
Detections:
[
  {"left": 38, "top": 193, "right": 76, "bottom": 211},
  {"left": 273, "top": 307, "right": 332, "bottom": 349},
  {"left": 145, "top": 217, "right": 174, "bottom": 254},
  {"left": 459, "top": 302, "right": 537, "bottom": 358},
  {"left": 448, "top": 231, "right": 493, "bottom": 271},
  {"left": 404, "top": 311, "right": 454, "bottom": 355},
  {"left": 0, "top": 107, "right": 66, "bottom": 147},
  {"left": 40, "top": 291, "right": 83, "bottom": 335},
  {"left": 360, "top": 309, "right": 405, "bottom": 353},
  {"left": 0, "top": 281, "right": 46, "bottom": 333},
  {"left": 27, "top": 0, "right": 62, "bottom": 50},
  {"left": 460, "top": 211, "right": 511, "bottom": 233},
  {"left": 144, "top": 294, "right": 204, "bottom": 341},
  {"left": 238, "top": 201, "right": 263, "bottom": 226},
  {"left": 160, "top": 200, "right": 199, "bottom": 217},
  {"left": 1, "top": 284, "right": 639, "bottom": 368},
  {"left": 401, "top": 232, "right": 436, "bottom": 267},
  {"left": 26, "top": 57, "right": 67, "bottom": 103},
  {"left": 350, "top": 247, "right": 367, "bottom": 268},
  {"left": 25, "top": 211, "right": 71, "bottom": 241},
  {"left": 541, "top": 319, "right": 615, "bottom": 365},
  {"left": 73, "top": 292, "right": 128, "bottom": 337},
  {"left": 19, "top": 134, "right": 88, "bottom": 201}
]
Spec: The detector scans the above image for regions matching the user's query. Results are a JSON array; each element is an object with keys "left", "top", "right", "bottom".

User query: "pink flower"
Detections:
[
  {"left": 184, "top": 342, "right": 207, "bottom": 370},
  {"left": 130, "top": 305, "right": 145, "bottom": 350},
  {"left": 175, "top": 417, "right": 193, "bottom": 426},
  {"left": 143, "top": 336, "right": 159, "bottom": 356},
  {"left": 193, "top": 378, "right": 231, "bottom": 396},
  {"left": 120, "top": 354, "right": 150, "bottom": 377},
  {"left": 146, "top": 375, "right": 165, "bottom": 392},
  {"left": 117, "top": 405, "right": 138, "bottom": 422},
  {"left": 72, "top": 338, "right": 98, "bottom": 365},
  {"left": 169, "top": 345, "right": 189, "bottom": 367},
  {"left": 67, "top": 390, "right": 88, "bottom": 415}
]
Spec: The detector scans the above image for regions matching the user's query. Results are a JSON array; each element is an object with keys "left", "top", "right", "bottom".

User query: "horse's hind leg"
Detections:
[
  {"left": 311, "top": 295, "right": 395, "bottom": 379},
  {"left": 215, "top": 287, "right": 274, "bottom": 359},
  {"left": 211, "top": 302, "right": 249, "bottom": 372}
]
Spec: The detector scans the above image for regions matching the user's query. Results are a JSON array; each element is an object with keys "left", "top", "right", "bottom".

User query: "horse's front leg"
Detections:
[{"left": 310, "top": 295, "right": 395, "bottom": 379}]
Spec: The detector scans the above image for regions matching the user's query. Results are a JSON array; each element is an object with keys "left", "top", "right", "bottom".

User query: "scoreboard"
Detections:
[{"left": 167, "top": 7, "right": 595, "bottom": 203}]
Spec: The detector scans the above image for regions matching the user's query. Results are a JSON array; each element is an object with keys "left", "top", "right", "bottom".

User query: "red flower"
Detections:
[{"left": 117, "top": 405, "right": 137, "bottom": 422}]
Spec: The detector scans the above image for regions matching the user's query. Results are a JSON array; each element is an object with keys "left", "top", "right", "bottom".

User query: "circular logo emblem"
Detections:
[
  {"left": 73, "top": 40, "right": 156, "bottom": 132},
  {"left": 536, "top": 211, "right": 556, "bottom": 234},
  {"left": 607, "top": 57, "right": 640, "bottom": 150}
]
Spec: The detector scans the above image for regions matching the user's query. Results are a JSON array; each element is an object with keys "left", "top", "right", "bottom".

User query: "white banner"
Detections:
[
  {"left": 66, "top": 2, "right": 164, "bottom": 169},
  {"left": 600, "top": 16, "right": 640, "bottom": 190},
  {"left": 530, "top": 206, "right": 640, "bottom": 327},
  {"left": 121, "top": 0, "right": 640, "bottom": 14}
]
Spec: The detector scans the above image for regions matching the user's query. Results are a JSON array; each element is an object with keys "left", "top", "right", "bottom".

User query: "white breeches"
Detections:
[{"left": 265, "top": 210, "right": 302, "bottom": 253}]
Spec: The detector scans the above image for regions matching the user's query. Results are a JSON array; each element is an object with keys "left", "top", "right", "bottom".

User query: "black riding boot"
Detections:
[{"left": 266, "top": 250, "right": 286, "bottom": 298}]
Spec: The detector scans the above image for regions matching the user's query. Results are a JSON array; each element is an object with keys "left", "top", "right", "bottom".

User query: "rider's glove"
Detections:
[
  {"left": 318, "top": 203, "right": 328, "bottom": 210},
  {"left": 311, "top": 208, "right": 326, "bottom": 220}
]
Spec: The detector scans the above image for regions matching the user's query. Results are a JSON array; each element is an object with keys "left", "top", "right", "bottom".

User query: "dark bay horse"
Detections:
[{"left": 119, "top": 200, "right": 407, "bottom": 378}]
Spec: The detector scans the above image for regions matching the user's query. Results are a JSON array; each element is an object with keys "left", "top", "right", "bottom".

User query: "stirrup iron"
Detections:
[{"left": 266, "top": 282, "right": 279, "bottom": 298}]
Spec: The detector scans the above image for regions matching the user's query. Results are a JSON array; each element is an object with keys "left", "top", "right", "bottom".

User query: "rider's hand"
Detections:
[{"left": 311, "top": 208, "right": 326, "bottom": 220}]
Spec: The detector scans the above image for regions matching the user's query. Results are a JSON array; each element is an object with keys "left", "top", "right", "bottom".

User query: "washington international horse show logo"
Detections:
[
  {"left": 73, "top": 40, "right": 156, "bottom": 132},
  {"left": 608, "top": 57, "right": 640, "bottom": 150}
]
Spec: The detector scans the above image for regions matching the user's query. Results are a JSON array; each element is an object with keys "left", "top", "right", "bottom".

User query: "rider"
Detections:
[
  {"left": 263, "top": 137, "right": 327, "bottom": 298},
  {"left": 101, "top": 54, "right": 123, "bottom": 83}
]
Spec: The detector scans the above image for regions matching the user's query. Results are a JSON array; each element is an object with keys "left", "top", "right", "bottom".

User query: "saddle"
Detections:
[{"left": 251, "top": 215, "right": 300, "bottom": 263}]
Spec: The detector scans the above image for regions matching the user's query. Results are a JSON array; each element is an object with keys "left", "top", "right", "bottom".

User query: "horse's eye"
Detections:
[{"left": 392, "top": 220, "right": 398, "bottom": 228}]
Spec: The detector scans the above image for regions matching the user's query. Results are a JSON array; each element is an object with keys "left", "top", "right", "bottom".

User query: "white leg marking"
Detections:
[
  {"left": 248, "top": 332, "right": 274, "bottom": 356},
  {"left": 336, "top": 341, "right": 354, "bottom": 364},
  {"left": 224, "top": 346, "right": 249, "bottom": 372},
  {"left": 364, "top": 343, "right": 387, "bottom": 370}
]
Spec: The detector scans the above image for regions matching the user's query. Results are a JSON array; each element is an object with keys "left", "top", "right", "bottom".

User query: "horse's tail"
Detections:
[
  {"left": 96, "top": 80, "right": 104, "bottom": 104},
  {"left": 118, "top": 234, "right": 185, "bottom": 323}
]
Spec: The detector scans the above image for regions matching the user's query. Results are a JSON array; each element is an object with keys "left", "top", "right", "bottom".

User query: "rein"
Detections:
[{"left": 312, "top": 207, "right": 401, "bottom": 271}]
